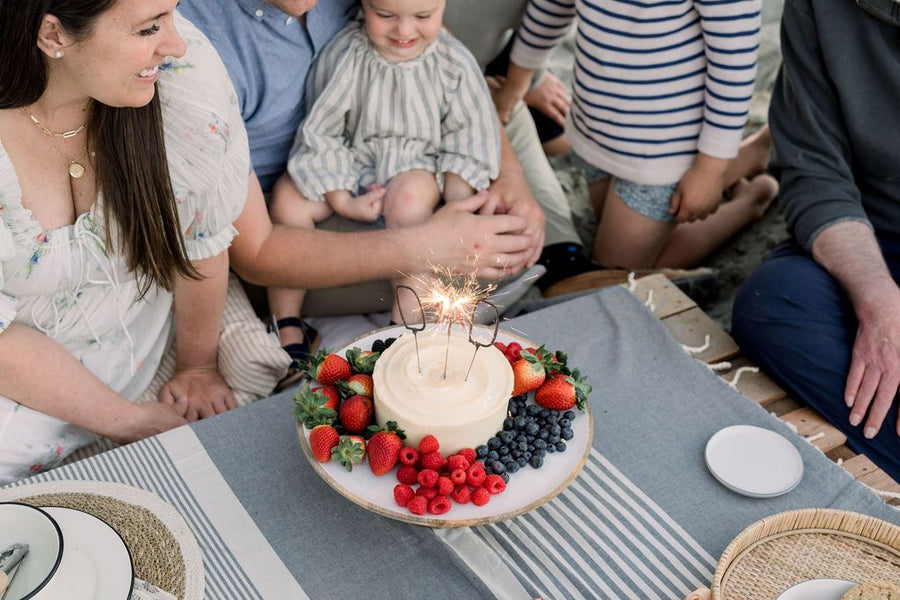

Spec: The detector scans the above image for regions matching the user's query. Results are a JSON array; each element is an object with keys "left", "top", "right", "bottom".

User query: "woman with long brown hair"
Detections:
[{"left": 0, "top": 0, "right": 245, "bottom": 482}]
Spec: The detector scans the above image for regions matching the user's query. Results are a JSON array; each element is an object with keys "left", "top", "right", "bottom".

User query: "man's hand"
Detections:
[
  {"left": 523, "top": 72, "right": 570, "bottom": 127},
  {"left": 159, "top": 366, "right": 237, "bottom": 422},
  {"left": 669, "top": 154, "right": 728, "bottom": 223},
  {"left": 419, "top": 193, "right": 533, "bottom": 279},
  {"left": 846, "top": 285, "right": 900, "bottom": 438},
  {"left": 483, "top": 168, "right": 545, "bottom": 268}
]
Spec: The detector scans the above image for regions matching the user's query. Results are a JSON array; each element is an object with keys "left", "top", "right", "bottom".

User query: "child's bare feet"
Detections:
[
  {"left": 336, "top": 185, "right": 385, "bottom": 222},
  {"left": 728, "top": 173, "right": 779, "bottom": 221},
  {"left": 742, "top": 125, "right": 772, "bottom": 179}
]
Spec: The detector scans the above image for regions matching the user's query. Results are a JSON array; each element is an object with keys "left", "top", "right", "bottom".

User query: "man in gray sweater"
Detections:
[{"left": 732, "top": 0, "right": 900, "bottom": 479}]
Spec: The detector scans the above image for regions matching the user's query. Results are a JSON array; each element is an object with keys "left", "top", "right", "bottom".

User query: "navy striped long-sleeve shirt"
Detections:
[{"left": 511, "top": 0, "right": 760, "bottom": 185}]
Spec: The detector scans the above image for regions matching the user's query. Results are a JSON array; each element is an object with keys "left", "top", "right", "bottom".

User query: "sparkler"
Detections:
[
  {"left": 464, "top": 300, "right": 500, "bottom": 382},
  {"left": 396, "top": 285, "right": 426, "bottom": 374}
]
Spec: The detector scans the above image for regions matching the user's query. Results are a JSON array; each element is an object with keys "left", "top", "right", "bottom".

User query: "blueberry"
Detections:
[
  {"left": 475, "top": 445, "right": 489, "bottom": 458},
  {"left": 514, "top": 416, "right": 527, "bottom": 429},
  {"left": 484, "top": 465, "right": 492, "bottom": 475},
  {"left": 550, "top": 424, "right": 561, "bottom": 436},
  {"left": 526, "top": 444, "right": 535, "bottom": 453},
  {"left": 522, "top": 451, "right": 532, "bottom": 460},
  {"left": 513, "top": 393, "right": 528, "bottom": 403},
  {"left": 517, "top": 441, "right": 528, "bottom": 452},
  {"left": 529, "top": 455, "right": 544, "bottom": 469},
  {"left": 384, "top": 337, "right": 397, "bottom": 348},
  {"left": 333, "top": 423, "right": 346, "bottom": 435},
  {"left": 500, "top": 472, "right": 510, "bottom": 483},
  {"left": 372, "top": 339, "right": 385, "bottom": 353},
  {"left": 556, "top": 441, "right": 567, "bottom": 452},
  {"left": 563, "top": 410, "right": 576, "bottom": 420},
  {"left": 507, "top": 404, "right": 518, "bottom": 417},
  {"left": 487, "top": 450, "right": 499, "bottom": 461},
  {"left": 498, "top": 446, "right": 510, "bottom": 457},
  {"left": 491, "top": 461, "right": 506, "bottom": 474},
  {"left": 525, "top": 422, "right": 539, "bottom": 436},
  {"left": 547, "top": 444, "right": 556, "bottom": 453},
  {"left": 501, "top": 454, "right": 514, "bottom": 465},
  {"left": 517, "top": 457, "right": 528, "bottom": 467},
  {"left": 559, "top": 418, "right": 571, "bottom": 428},
  {"left": 561, "top": 427, "right": 574, "bottom": 440},
  {"left": 539, "top": 430, "right": 549, "bottom": 440},
  {"left": 548, "top": 435, "right": 560, "bottom": 445},
  {"left": 507, "top": 461, "right": 520, "bottom": 474},
  {"left": 516, "top": 434, "right": 528, "bottom": 444},
  {"left": 539, "top": 408, "right": 550, "bottom": 419},
  {"left": 511, "top": 450, "right": 521, "bottom": 459},
  {"left": 488, "top": 436, "right": 502, "bottom": 449},
  {"left": 503, "top": 417, "right": 514, "bottom": 431},
  {"left": 500, "top": 431, "right": 515, "bottom": 444},
  {"left": 534, "top": 439, "right": 547, "bottom": 450},
  {"left": 534, "top": 447, "right": 547, "bottom": 458},
  {"left": 525, "top": 435, "right": 535, "bottom": 443},
  {"left": 551, "top": 409, "right": 561, "bottom": 419},
  {"left": 526, "top": 404, "right": 541, "bottom": 416}
]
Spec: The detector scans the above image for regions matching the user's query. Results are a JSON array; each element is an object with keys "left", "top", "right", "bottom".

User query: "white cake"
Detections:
[{"left": 373, "top": 327, "right": 514, "bottom": 454}]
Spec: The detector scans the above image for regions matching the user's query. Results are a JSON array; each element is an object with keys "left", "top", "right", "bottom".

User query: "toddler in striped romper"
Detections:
[
  {"left": 268, "top": 0, "right": 501, "bottom": 328},
  {"left": 495, "top": 0, "right": 775, "bottom": 270}
]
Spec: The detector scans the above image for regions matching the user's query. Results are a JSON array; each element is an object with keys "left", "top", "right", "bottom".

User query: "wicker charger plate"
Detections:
[
  {"left": 708, "top": 508, "right": 900, "bottom": 599},
  {"left": 0, "top": 481, "right": 204, "bottom": 600}
]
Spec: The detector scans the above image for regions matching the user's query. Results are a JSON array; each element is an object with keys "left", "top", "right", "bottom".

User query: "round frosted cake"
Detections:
[{"left": 373, "top": 328, "right": 514, "bottom": 454}]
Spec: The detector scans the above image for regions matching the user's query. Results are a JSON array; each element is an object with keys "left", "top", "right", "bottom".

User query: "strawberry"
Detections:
[
  {"left": 310, "top": 385, "right": 340, "bottom": 411},
  {"left": 291, "top": 384, "right": 337, "bottom": 429},
  {"left": 308, "top": 424, "right": 339, "bottom": 463},
  {"left": 512, "top": 350, "right": 546, "bottom": 396},
  {"left": 344, "top": 347, "right": 380, "bottom": 375},
  {"left": 303, "top": 350, "right": 351, "bottom": 385},
  {"left": 339, "top": 395, "right": 373, "bottom": 433},
  {"left": 418, "top": 434, "right": 439, "bottom": 455},
  {"left": 331, "top": 436, "right": 366, "bottom": 471},
  {"left": 534, "top": 369, "right": 592, "bottom": 411},
  {"left": 366, "top": 421, "right": 406, "bottom": 476},
  {"left": 338, "top": 374, "right": 374, "bottom": 398}
]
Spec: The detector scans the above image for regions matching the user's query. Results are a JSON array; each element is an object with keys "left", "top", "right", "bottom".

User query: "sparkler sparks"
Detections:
[{"left": 415, "top": 264, "right": 496, "bottom": 330}]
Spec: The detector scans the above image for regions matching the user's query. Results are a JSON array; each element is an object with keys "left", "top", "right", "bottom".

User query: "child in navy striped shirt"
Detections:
[
  {"left": 495, "top": 0, "right": 776, "bottom": 270},
  {"left": 268, "top": 0, "right": 502, "bottom": 348}
]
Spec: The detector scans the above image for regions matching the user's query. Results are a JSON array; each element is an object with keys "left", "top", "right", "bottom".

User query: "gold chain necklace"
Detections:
[{"left": 21, "top": 106, "right": 88, "bottom": 178}]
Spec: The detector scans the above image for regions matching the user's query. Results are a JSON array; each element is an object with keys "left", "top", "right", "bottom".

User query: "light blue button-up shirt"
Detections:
[{"left": 179, "top": 0, "right": 358, "bottom": 193}]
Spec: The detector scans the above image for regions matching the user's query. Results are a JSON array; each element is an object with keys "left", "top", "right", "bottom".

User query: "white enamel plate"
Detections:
[{"left": 705, "top": 424, "right": 804, "bottom": 498}]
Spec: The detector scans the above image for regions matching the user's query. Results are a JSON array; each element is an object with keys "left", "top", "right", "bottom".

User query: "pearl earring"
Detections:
[{"left": 54, "top": 50, "right": 63, "bottom": 58}]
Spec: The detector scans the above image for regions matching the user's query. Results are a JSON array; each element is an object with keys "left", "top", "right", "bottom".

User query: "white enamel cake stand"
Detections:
[{"left": 296, "top": 325, "right": 593, "bottom": 528}]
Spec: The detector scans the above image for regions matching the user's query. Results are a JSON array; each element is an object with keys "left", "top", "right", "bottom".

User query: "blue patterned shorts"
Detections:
[{"left": 570, "top": 152, "right": 678, "bottom": 223}]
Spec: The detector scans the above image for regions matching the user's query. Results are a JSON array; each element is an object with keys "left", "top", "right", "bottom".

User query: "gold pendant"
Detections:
[{"left": 68, "top": 160, "right": 85, "bottom": 179}]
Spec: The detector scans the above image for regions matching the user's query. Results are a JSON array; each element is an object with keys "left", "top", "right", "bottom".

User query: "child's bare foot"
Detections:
[
  {"left": 339, "top": 186, "right": 385, "bottom": 222},
  {"left": 728, "top": 173, "right": 778, "bottom": 220},
  {"left": 742, "top": 125, "right": 772, "bottom": 178}
]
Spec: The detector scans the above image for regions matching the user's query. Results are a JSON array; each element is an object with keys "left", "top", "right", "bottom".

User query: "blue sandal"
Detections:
[{"left": 271, "top": 317, "right": 321, "bottom": 392}]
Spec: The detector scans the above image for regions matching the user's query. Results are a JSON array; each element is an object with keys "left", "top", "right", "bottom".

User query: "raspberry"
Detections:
[
  {"left": 420, "top": 451, "right": 445, "bottom": 471},
  {"left": 507, "top": 342, "right": 522, "bottom": 359},
  {"left": 416, "top": 485, "right": 438, "bottom": 500},
  {"left": 471, "top": 486, "right": 490, "bottom": 506},
  {"left": 396, "top": 465, "right": 419, "bottom": 485},
  {"left": 484, "top": 474, "right": 506, "bottom": 495},
  {"left": 393, "top": 484, "right": 415, "bottom": 507},
  {"left": 399, "top": 446, "right": 419, "bottom": 466},
  {"left": 417, "top": 468, "right": 439, "bottom": 488},
  {"left": 419, "top": 435, "right": 440, "bottom": 455},
  {"left": 428, "top": 495, "right": 452, "bottom": 515},
  {"left": 447, "top": 454, "right": 470, "bottom": 471},
  {"left": 407, "top": 495, "right": 427, "bottom": 515},
  {"left": 449, "top": 468, "right": 467, "bottom": 486},
  {"left": 451, "top": 485, "right": 471, "bottom": 504},
  {"left": 457, "top": 448, "right": 477, "bottom": 465},
  {"left": 466, "top": 463, "right": 486, "bottom": 487},
  {"left": 436, "top": 476, "right": 454, "bottom": 496}
]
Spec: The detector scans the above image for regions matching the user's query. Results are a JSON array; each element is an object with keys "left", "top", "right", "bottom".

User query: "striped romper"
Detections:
[
  {"left": 512, "top": 0, "right": 760, "bottom": 221},
  {"left": 287, "top": 20, "right": 501, "bottom": 204}
]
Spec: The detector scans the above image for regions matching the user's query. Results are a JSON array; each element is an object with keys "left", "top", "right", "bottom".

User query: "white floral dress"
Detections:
[{"left": 0, "top": 14, "right": 249, "bottom": 483}]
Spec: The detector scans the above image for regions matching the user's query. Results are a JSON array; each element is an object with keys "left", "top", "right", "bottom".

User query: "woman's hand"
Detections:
[
  {"left": 489, "top": 64, "right": 536, "bottom": 124},
  {"left": 159, "top": 366, "right": 236, "bottom": 422},
  {"left": 111, "top": 402, "right": 188, "bottom": 444}
]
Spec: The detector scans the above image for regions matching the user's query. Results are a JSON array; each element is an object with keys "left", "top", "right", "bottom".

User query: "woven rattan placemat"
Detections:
[
  {"left": 712, "top": 509, "right": 900, "bottom": 599},
  {"left": 0, "top": 481, "right": 204, "bottom": 600},
  {"left": 17, "top": 493, "right": 184, "bottom": 599}
]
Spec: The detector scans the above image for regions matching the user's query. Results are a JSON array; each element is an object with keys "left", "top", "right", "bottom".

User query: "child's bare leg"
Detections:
[
  {"left": 382, "top": 170, "right": 441, "bottom": 324},
  {"left": 654, "top": 173, "right": 778, "bottom": 268},
  {"left": 326, "top": 185, "right": 385, "bottom": 222},
  {"left": 267, "top": 174, "right": 333, "bottom": 352},
  {"left": 443, "top": 172, "right": 474, "bottom": 203},
  {"left": 592, "top": 186, "right": 676, "bottom": 268},
  {"left": 723, "top": 125, "right": 771, "bottom": 189},
  {"left": 588, "top": 178, "right": 611, "bottom": 228}
]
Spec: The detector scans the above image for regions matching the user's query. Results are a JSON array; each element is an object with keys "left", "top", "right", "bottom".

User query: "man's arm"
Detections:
[
  {"left": 229, "top": 173, "right": 534, "bottom": 288},
  {"left": 811, "top": 223, "right": 900, "bottom": 437}
]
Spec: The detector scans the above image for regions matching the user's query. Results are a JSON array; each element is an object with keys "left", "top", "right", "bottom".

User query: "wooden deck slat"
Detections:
[
  {"left": 766, "top": 397, "right": 804, "bottom": 417},
  {"left": 660, "top": 307, "right": 740, "bottom": 364},
  {"left": 718, "top": 357, "right": 788, "bottom": 407},
  {"left": 630, "top": 274, "right": 696, "bottom": 319},
  {"left": 780, "top": 407, "right": 847, "bottom": 452},
  {"left": 843, "top": 455, "right": 900, "bottom": 505}
]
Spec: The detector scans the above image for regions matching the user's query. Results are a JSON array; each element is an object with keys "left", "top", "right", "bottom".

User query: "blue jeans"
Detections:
[{"left": 732, "top": 239, "right": 900, "bottom": 482}]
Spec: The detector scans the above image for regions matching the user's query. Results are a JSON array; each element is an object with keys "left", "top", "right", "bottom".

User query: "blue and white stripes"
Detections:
[{"left": 511, "top": 0, "right": 760, "bottom": 185}]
